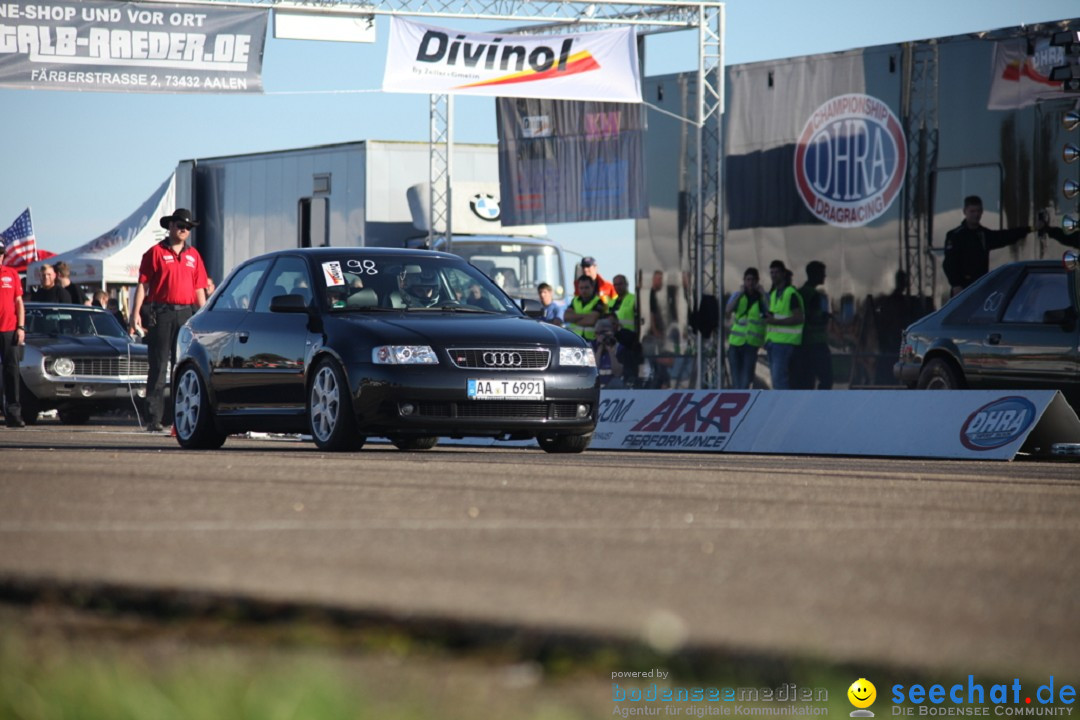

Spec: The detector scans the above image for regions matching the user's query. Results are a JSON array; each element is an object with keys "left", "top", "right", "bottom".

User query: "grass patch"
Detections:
[
  {"left": 0, "top": 605, "right": 609, "bottom": 720},
  {"left": 0, "top": 599, "right": 990, "bottom": 720}
]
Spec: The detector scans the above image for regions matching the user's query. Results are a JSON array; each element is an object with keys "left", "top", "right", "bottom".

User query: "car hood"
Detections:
[
  {"left": 335, "top": 313, "right": 581, "bottom": 346},
  {"left": 28, "top": 335, "right": 148, "bottom": 356}
]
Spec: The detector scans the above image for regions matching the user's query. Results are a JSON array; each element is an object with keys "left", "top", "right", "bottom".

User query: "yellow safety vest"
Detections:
[
  {"left": 567, "top": 295, "right": 604, "bottom": 340},
  {"left": 611, "top": 292, "right": 637, "bottom": 331},
  {"left": 729, "top": 293, "right": 765, "bottom": 348},
  {"left": 766, "top": 286, "right": 804, "bottom": 345}
]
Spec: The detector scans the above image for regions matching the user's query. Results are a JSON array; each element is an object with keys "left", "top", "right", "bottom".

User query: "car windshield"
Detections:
[
  {"left": 25, "top": 308, "right": 127, "bottom": 338},
  {"left": 318, "top": 256, "right": 523, "bottom": 314}
]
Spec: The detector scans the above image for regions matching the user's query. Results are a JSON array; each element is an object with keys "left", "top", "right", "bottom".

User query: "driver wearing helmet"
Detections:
[{"left": 399, "top": 267, "right": 443, "bottom": 308}]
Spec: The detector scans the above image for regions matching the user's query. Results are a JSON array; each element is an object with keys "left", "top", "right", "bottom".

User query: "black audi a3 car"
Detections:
[{"left": 172, "top": 248, "right": 599, "bottom": 452}]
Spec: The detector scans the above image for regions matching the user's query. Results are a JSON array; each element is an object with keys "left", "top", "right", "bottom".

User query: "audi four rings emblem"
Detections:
[{"left": 484, "top": 351, "right": 523, "bottom": 367}]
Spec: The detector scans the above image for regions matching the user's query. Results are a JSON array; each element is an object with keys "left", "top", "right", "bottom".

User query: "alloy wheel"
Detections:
[
  {"left": 174, "top": 368, "right": 201, "bottom": 439},
  {"left": 310, "top": 365, "right": 341, "bottom": 442}
]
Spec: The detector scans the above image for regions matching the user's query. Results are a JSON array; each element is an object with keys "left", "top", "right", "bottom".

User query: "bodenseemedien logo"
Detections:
[{"left": 849, "top": 678, "right": 877, "bottom": 717}]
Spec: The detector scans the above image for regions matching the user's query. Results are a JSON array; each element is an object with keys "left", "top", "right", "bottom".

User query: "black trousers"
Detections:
[
  {"left": 791, "top": 342, "right": 834, "bottom": 390},
  {"left": 1, "top": 330, "right": 20, "bottom": 421},
  {"left": 145, "top": 305, "right": 193, "bottom": 425}
]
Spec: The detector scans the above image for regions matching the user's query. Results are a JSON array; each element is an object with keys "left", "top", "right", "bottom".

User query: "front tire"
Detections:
[
  {"left": 309, "top": 359, "right": 365, "bottom": 452},
  {"left": 390, "top": 436, "right": 438, "bottom": 451},
  {"left": 538, "top": 433, "right": 592, "bottom": 454},
  {"left": 174, "top": 365, "right": 227, "bottom": 449},
  {"left": 916, "top": 358, "right": 963, "bottom": 390}
]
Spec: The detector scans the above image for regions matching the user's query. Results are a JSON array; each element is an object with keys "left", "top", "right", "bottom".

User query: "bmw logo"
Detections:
[{"left": 470, "top": 193, "right": 501, "bottom": 222}]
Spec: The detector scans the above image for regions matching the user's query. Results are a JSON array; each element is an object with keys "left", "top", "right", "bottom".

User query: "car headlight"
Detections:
[
  {"left": 50, "top": 357, "right": 76, "bottom": 376},
  {"left": 560, "top": 347, "right": 596, "bottom": 367},
  {"left": 372, "top": 345, "right": 439, "bottom": 365}
]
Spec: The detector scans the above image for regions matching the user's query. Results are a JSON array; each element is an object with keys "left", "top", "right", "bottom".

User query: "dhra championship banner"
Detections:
[
  {"left": 382, "top": 17, "right": 642, "bottom": 103},
  {"left": 0, "top": 1, "right": 267, "bottom": 93}
]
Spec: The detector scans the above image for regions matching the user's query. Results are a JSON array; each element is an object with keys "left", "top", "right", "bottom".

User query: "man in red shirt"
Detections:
[
  {"left": 0, "top": 240, "right": 26, "bottom": 427},
  {"left": 130, "top": 209, "right": 208, "bottom": 432},
  {"left": 577, "top": 256, "right": 617, "bottom": 305}
]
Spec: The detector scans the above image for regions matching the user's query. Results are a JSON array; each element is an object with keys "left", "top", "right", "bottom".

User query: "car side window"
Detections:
[
  {"left": 89, "top": 312, "right": 127, "bottom": 338},
  {"left": 943, "top": 265, "right": 1022, "bottom": 325},
  {"left": 254, "top": 256, "right": 312, "bottom": 312},
  {"left": 1001, "top": 271, "right": 1069, "bottom": 324},
  {"left": 214, "top": 259, "right": 270, "bottom": 311}
]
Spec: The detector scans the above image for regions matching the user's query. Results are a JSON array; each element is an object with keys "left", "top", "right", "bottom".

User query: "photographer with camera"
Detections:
[{"left": 593, "top": 314, "right": 624, "bottom": 388}]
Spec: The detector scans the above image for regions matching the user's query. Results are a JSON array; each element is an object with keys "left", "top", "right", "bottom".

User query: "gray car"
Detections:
[
  {"left": 13, "top": 303, "right": 149, "bottom": 425},
  {"left": 894, "top": 251, "right": 1080, "bottom": 409}
]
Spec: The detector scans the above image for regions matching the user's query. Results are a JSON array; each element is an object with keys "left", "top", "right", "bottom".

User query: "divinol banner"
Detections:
[
  {"left": 383, "top": 17, "right": 642, "bottom": 102},
  {"left": 0, "top": 1, "right": 267, "bottom": 93},
  {"left": 496, "top": 97, "right": 648, "bottom": 224}
]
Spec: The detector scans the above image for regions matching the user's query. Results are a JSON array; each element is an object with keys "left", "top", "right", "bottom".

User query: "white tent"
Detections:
[{"left": 27, "top": 174, "right": 175, "bottom": 288}]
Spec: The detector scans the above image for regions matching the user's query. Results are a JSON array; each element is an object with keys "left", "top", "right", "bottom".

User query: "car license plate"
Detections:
[{"left": 467, "top": 378, "right": 544, "bottom": 400}]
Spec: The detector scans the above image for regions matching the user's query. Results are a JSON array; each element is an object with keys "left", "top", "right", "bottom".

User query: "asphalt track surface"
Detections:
[{"left": 1, "top": 422, "right": 1077, "bottom": 677}]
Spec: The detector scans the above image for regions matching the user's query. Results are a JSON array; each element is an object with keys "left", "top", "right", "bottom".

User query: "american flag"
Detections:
[{"left": 1, "top": 208, "right": 37, "bottom": 267}]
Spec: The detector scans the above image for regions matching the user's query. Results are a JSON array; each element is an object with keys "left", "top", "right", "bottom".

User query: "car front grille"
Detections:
[
  {"left": 411, "top": 401, "right": 584, "bottom": 419},
  {"left": 70, "top": 357, "right": 149, "bottom": 377},
  {"left": 447, "top": 348, "right": 551, "bottom": 370}
]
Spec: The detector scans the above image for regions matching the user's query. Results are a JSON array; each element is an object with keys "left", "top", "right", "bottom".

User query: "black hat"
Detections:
[
  {"left": 159, "top": 208, "right": 199, "bottom": 229},
  {"left": 581, "top": 256, "right": 596, "bottom": 267}
]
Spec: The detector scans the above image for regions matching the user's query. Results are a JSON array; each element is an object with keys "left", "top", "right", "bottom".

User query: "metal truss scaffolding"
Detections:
[
  {"left": 177, "top": 0, "right": 726, "bottom": 387},
  {"left": 428, "top": 94, "right": 453, "bottom": 250},
  {"left": 900, "top": 40, "right": 940, "bottom": 304}
]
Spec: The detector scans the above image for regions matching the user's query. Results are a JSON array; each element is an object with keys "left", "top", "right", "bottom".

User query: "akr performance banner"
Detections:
[
  {"left": 0, "top": 1, "right": 268, "bottom": 93},
  {"left": 383, "top": 17, "right": 642, "bottom": 103}
]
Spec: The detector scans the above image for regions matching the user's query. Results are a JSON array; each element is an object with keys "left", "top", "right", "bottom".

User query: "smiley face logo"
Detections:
[{"left": 848, "top": 678, "right": 877, "bottom": 710}]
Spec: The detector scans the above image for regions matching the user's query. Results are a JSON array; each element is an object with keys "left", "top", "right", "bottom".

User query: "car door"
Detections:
[
  {"left": 940, "top": 264, "right": 1023, "bottom": 386},
  {"left": 226, "top": 255, "right": 314, "bottom": 413},
  {"left": 988, "top": 267, "right": 1080, "bottom": 392},
  {"left": 204, "top": 258, "right": 272, "bottom": 409}
]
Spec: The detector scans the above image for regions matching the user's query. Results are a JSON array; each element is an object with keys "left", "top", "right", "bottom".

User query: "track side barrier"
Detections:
[
  {"left": 393, "top": 389, "right": 1079, "bottom": 459},
  {"left": 592, "top": 389, "right": 1080, "bottom": 460}
]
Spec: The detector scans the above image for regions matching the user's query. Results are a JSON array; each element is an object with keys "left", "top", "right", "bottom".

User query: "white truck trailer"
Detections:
[{"left": 175, "top": 140, "right": 574, "bottom": 301}]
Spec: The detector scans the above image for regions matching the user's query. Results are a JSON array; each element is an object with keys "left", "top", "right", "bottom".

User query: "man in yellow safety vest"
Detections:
[
  {"left": 725, "top": 267, "right": 766, "bottom": 389},
  {"left": 609, "top": 274, "right": 636, "bottom": 332},
  {"left": 564, "top": 275, "right": 609, "bottom": 342},
  {"left": 764, "top": 260, "right": 804, "bottom": 389}
]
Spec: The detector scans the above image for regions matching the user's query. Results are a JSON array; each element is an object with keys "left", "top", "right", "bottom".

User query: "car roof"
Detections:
[
  {"left": 977, "top": 258, "right": 1068, "bottom": 281},
  {"left": 1010, "top": 259, "right": 1067, "bottom": 269},
  {"left": 249, "top": 247, "right": 460, "bottom": 263},
  {"left": 24, "top": 302, "right": 109, "bottom": 312}
]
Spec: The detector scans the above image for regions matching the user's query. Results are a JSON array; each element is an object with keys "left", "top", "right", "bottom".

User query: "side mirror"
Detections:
[
  {"left": 269, "top": 294, "right": 308, "bottom": 313},
  {"left": 1064, "top": 250, "right": 1079, "bottom": 272},
  {"left": 520, "top": 298, "right": 544, "bottom": 318}
]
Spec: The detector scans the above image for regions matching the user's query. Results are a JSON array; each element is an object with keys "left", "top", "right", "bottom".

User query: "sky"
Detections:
[{"left": 1, "top": 0, "right": 1078, "bottom": 287}]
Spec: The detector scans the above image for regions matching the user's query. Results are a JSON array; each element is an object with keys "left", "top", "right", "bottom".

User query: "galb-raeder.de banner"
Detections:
[
  {"left": 382, "top": 17, "right": 641, "bottom": 103},
  {"left": 0, "top": 0, "right": 267, "bottom": 93}
]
